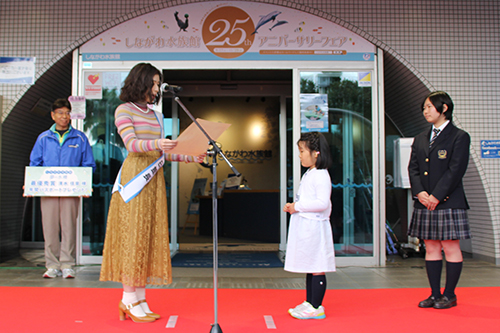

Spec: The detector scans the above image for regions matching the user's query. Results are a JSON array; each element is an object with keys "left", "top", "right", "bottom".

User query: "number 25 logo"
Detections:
[{"left": 202, "top": 6, "right": 255, "bottom": 59}]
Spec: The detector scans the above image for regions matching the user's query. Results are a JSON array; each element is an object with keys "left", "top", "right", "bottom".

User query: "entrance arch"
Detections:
[
  {"left": 6, "top": 0, "right": 491, "bottom": 266},
  {"left": 76, "top": 1, "right": 383, "bottom": 266}
]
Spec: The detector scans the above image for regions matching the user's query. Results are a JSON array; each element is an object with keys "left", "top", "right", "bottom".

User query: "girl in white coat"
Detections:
[{"left": 284, "top": 132, "right": 336, "bottom": 320}]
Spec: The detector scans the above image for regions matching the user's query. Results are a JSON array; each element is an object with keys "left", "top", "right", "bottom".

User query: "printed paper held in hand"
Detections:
[{"left": 167, "top": 118, "right": 231, "bottom": 156}]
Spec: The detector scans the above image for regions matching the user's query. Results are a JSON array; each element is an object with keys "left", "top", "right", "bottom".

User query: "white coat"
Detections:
[{"left": 284, "top": 168, "right": 336, "bottom": 273}]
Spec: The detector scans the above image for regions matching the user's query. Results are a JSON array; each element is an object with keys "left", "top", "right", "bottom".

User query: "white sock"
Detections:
[
  {"left": 122, "top": 291, "right": 137, "bottom": 305},
  {"left": 136, "top": 287, "right": 153, "bottom": 313},
  {"left": 122, "top": 291, "right": 147, "bottom": 317}
]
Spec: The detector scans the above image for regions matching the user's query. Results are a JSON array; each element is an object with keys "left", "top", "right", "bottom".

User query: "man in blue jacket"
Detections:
[{"left": 30, "top": 98, "right": 96, "bottom": 279}]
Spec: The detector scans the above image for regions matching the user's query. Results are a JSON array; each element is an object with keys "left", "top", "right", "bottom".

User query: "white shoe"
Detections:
[
  {"left": 62, "top": 268, "right": 75, "bottom": 279},
  {"left": 43, "top": 268, "right": 61, "bottom": 278},
  {"left": 288, "top": 301, "right": 311, "bottom": 314},
  {"left": 290, "top": 303, "right": 326, "bottom": 320}
]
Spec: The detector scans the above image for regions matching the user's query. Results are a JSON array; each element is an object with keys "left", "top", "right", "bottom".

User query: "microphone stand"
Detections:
[{"left": 170, "top": 93, "right": 240, "bottom": 333}]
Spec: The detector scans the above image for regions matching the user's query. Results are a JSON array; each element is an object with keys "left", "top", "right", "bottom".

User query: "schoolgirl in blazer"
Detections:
[
  {"left": 409, "top": 122, "right": 470, "bottom": 210},
  {"left": 408, "top": 91, "right": 471, "bottom": 310}
]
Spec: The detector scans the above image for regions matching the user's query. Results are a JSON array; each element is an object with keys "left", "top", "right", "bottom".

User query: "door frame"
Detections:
[
  {"left": 168, "top": 81, "right": 291, "bottom": 255},
  {"left": 74, "top": 54, "right": 385, "bottom": 266}
]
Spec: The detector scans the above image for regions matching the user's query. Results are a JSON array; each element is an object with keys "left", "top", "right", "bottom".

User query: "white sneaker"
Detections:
[
  {"left": 290, "top": 303, "right": 326, "bottom": 320},
  {"left": 43, "top": 268, "right": 61, "bottom": 278},
  {"left": 288, "top": 301, "right": 311, "bottom": 314},
  {"left": 62, "top": 268, "right": 75, "bottom": 279}
]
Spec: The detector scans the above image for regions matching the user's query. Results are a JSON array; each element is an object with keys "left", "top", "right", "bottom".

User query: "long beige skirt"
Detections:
[{"left": 99, "top": 151, "right": 172, "bottom": 286}]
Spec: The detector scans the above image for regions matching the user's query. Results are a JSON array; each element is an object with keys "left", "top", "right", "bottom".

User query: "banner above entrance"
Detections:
[{"left": 80, "top": 1, "right": 375, "bottom": 62}]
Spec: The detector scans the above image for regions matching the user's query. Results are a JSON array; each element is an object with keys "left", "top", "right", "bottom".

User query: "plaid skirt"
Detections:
[{"left": 408, "top": 208, "right": 471, "bottom": 240}]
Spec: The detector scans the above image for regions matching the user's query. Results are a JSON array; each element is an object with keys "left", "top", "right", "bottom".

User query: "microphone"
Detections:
[{"left": 160, "top": 83, "right": 183, "bottom": 93}]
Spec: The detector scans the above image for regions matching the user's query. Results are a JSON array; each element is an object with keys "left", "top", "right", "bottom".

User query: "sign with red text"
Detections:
[
  {"left": 84, "top": 72, "right": 102, "bottom": 99},
  {"left": 80, "top": 2, "right": 375, "bottom": 62},
  {"left": 24, "top": 167, "right": 93, "bottom": 197}
]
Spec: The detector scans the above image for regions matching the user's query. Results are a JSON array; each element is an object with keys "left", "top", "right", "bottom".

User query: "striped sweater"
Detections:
[{"left": 115, "top": 102, "right": 195, "bottom": 162}]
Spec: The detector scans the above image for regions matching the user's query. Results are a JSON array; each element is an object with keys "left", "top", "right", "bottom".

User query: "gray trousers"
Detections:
[{"left": 40, "top": 197, "right": 79, "bottom": 270}]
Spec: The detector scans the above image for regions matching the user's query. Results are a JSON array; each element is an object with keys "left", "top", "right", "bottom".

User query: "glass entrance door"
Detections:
[
  {"left": 75, "top": 65, "right": 380, "bottom": 264},
  {"left": 299, "top": 71, "right": 374, "bottom": 257},
  {"left": 77, "top": 70, "right": 174, "bottom": 264},
  {"left": 80, "top": 76, "right": 126, "bottom": 263}
]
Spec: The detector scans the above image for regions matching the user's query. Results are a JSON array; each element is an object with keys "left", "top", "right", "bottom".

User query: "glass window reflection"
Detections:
[{"left": 300, "top": 71, "right": 373, "bottom": 256}]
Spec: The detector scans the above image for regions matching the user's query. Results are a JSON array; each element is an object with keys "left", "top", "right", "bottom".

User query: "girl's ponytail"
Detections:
[
  {"left": 316, "top": 133, "right": 332, "bottom": 169},
  {"left": 298, "top": 132, "right": 332, "bottom": 169}
]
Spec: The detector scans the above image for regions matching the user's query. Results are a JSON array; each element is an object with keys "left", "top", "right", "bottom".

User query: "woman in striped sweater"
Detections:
[{"left": 100, "top": 63, "right": 202, "bottom": 323}]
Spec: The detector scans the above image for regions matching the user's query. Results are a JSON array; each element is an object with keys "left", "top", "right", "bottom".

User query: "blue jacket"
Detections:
[{"left": 30, "top": 124, "right": 96, "bottom": 172}]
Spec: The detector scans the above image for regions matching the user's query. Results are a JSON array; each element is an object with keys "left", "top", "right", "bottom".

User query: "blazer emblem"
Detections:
[{"left": 437, "top": 149, "right": 447, "bottom": 159}]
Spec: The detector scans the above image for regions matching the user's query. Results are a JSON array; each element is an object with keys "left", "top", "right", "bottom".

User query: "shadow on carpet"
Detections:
[{"left": 171, "top": 252, "right": 283, "bottom": 268}]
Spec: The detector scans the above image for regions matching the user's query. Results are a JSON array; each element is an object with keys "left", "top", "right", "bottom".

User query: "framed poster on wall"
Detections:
[{"left": 300, "top": 94, "right": 329, "bottom": 133}]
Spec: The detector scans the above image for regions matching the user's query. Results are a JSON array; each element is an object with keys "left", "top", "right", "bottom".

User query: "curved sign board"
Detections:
[{"left": 81, "top": 1, "right": 375, "bottom": 62}]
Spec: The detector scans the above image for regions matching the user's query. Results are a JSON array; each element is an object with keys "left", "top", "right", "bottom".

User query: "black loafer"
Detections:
[
  {"left": 433, "top": 296, "right": 457, "bottom": 309},
  {"left": 418, "top": 296, "right": 438, "bottom": 308}
]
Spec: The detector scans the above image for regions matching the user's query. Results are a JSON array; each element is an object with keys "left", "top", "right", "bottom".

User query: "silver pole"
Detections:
[
  {"left": 210, "top": 151, "right": 221, "bottom": 332},
  {"left": 172, "top": 95, "right": 235, "bottom": 333}
]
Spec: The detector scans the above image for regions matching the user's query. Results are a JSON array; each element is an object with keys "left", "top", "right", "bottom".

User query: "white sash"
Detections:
[
  {"left": 112, "top": 108, "right": 165, "bottom": 203},
  {"left": 112, "top": 154, "right": 164, "bottom": 203}
]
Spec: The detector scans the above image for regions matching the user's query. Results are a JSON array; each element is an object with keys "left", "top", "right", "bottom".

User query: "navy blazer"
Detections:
[{"left": 408, "top": 122, "right": 470, "bottom": 210}]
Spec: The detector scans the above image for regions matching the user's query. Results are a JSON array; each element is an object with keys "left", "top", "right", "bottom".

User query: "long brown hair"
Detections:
[{"left": 119, "top": 63, "right": 162, "bottom": 103}]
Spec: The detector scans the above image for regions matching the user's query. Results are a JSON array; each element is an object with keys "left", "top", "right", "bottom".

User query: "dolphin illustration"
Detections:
[
  {"left": 269, "top": 20, "right": 288, "bottom": 31},
  {"left": 252, "top": 11, "right": 281, "bottom": 34}
]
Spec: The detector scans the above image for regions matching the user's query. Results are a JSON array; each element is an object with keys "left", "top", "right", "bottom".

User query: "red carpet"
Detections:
[{"left": 1, "top": 286, "right": 499, "bottom": 332}]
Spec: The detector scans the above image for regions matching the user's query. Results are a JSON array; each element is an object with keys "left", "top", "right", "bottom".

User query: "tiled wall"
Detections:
[
  {"left": 311, "top": 0, "right": 500, "bottom": 262},
  {"left": 1, "top": 0, "right": 499, "bottom": 262}
]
